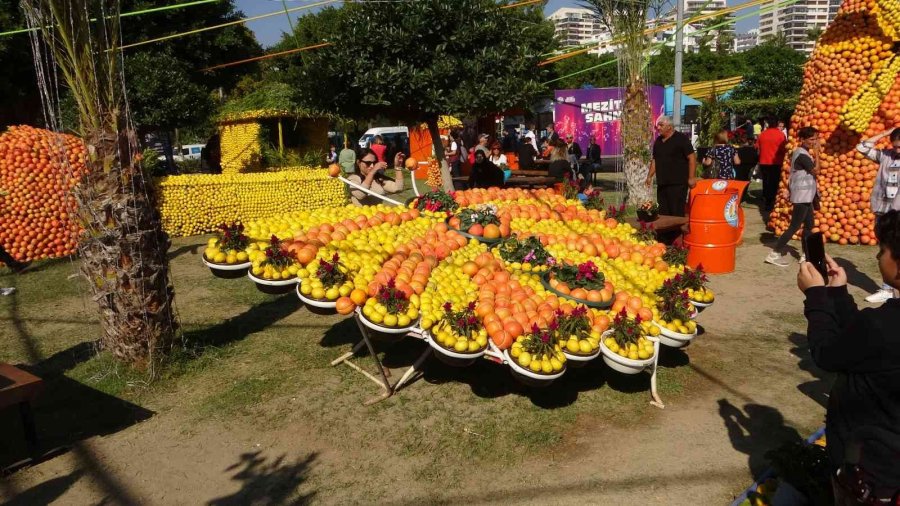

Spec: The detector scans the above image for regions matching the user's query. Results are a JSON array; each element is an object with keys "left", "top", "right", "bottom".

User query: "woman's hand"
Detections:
[
  {"left": 798, "top": 262, "right": 826, "bottom": 292},
  {"left": 393, "top": 152, "right": 405, "bottom": 169},
  {"left": 824, "top": 254, "right": 847, "bottom": 288},
  {"left": 374, "top": 161, "right": 388, "bottom": 172}
]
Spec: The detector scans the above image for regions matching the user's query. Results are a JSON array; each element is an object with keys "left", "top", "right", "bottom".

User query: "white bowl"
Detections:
[
  {"left": 425, "top": 331, "right": 486, "bottom": 367},
  {"left": 203, "top": 258, "right": 252, "bottom": 271},
  {"left": 562, "top": 346, "right": 601, "bottom": 368},
  {"left": 296, "top": 288, "right": 337, "bottom": 308},
  {"left": 599, "top": 331, "right": 654, "bottom": 375},
  {"left": 503, "top": 349, "right": 565, "bottom": 386},
  {"left": 247, "top": 272, "right": 299, "bottom": 286},
  {"left": 653, "top": 322, "right": 697, "bottom": 348},
  {"left": 356, "top": 307, "right": 417, "bottom": 335}
]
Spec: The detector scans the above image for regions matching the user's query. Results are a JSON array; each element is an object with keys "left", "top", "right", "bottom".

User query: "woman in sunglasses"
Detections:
[{"left": 346, "top": 148, "right": 405, "bottom": 206}]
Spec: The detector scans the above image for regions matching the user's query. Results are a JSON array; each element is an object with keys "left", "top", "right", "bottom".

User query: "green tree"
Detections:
[
  {"left": 550, "top": 52, "right": 618, "bottom": 89},
  {"left": 289, "top": 0, "right": 555, "bottom": 192},
  {"left": 0, "top": 0, "right": 41, "bottom": 127},
  {"left": 24, "top": 0, "right": 178, "bottom": 368},
  {"left": 729, "top": 39, "right": 806, "bottom": 100}
]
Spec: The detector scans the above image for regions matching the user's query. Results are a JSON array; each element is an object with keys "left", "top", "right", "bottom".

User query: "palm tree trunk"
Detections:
[
  {"left": 24, "top": 0, "right": 178, "bottom": 370},
  {"left": 622, "top": 77, "right": 653, "bottom": 204}
]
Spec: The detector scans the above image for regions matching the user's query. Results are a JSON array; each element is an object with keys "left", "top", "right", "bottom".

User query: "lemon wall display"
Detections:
[
  {"left": 220, "top": 121, "right": 262, "bottom": 174},
  {"left": 156, "top": 169, "right": 347, "bottom": 237}
]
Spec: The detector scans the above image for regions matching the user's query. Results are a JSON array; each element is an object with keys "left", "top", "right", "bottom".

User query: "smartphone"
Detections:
[{"left": 803, "top": 232, "right": 829, "bottom": 281}]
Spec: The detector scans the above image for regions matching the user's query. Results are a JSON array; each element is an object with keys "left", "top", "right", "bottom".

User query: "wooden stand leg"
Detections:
[
  {"left": 392, "top": 347, "right": 432, "bottom": 393},
  {"left": 353, "top": 314, "right": 394, "bottom": 405},
  {"left": 19, "top": 401, "right": 38, "bottom": 452}
]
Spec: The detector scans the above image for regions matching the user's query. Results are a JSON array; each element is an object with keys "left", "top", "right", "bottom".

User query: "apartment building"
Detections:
[
  {"left": 758, "top": 0, "right": 840, "bottom": 52},
  {"left": 734, "top": 29, "right": 759, "bottom": 52},
  {"left": 547, "top": 7, "right": 615, "bottom": 54}
]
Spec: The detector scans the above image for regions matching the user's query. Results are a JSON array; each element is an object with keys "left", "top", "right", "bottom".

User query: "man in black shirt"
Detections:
[
  {"left": 798, "top": 210, "right": 900, "bottom": 499},
  {"left": 587, "top": 136, "right": 602, "bottom": 182},
  {"left": 646, "top": 116, "right": 697, "bottom": 216}
]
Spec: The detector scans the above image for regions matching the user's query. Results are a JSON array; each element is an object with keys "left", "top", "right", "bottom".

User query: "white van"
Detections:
[
  {"left": 157, "top": 144, "right": 205, "bottom": 162},
  {"left": 358, "top": 126, "right": 409, "bottom": 150}
]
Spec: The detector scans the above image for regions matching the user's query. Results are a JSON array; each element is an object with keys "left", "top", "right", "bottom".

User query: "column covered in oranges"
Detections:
[{"left": 770, "top": 0, "right": 899, "bottom": 245}]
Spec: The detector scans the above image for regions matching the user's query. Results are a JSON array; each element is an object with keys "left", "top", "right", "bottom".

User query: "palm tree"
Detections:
[
  {"left": 22, "top": 0, "right": 178, "bottom": 370},
  {"left": 582, "top": 0, "right": 666, "bottom": 204}
]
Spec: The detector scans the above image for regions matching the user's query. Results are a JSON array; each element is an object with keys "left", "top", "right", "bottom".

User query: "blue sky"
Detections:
[{"left": 234, "top": 0, "right": 759, "bottom": 48}]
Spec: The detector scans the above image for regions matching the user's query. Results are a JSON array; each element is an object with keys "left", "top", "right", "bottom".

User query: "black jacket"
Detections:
[
  {"left": 517, "top": 142, "right": 536, "bottom": 170},
  {"left": 587, "top": 143, "right": 601, "bottom": 163},
  {"left": 804, "top": 285, "right": 900, "bottom": 488},
  {"left": 468, "top": 160, "right": 504, "bottom": 189}
]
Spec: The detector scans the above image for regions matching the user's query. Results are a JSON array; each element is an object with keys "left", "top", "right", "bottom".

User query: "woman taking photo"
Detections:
[
  {"left": 702, "top": 130, "right": 741, "bottom": 180},
  {"left": 346, "top": 149, "right": 405, "bottom": 206}
]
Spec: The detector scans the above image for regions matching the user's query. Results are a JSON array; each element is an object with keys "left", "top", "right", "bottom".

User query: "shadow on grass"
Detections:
[
  {"left": 1, "top": 277, "right": 148, "bottom": 505},
  {"left": 788, "top": 332, "right": 831, "bottom": 409},
  {"left": 833, "top": 257, "right": 880, "bottom": 294},
  {"left": 181, "top": 295, "right": 302, "bottom": 351},
  {"left": 207, "top": 451, "right": 317, "bottom": 506},
  {"left": 1, "top": 469, "right": 83, "bottom": 506},
  {"left": 718, "top": 398, "right": 802, "bottom": 480},
  {"left": 168, "top": 243, "right": 202, "bottom": 261}
]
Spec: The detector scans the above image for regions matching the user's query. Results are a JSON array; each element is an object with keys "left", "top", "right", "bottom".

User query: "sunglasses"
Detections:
[{"left": 360, "top": 159, "right": 377, "bottom": 166}]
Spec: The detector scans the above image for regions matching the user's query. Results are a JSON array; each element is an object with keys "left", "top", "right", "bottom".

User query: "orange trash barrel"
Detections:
[{"left": 684, "top": 180, "right": 749, "bottom": 274}]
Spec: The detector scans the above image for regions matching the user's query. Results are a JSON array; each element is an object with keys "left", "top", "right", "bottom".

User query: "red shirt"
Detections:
[
  {"left": 757, "top": 127, "right": 787, "bottom": 165},
  {"left": 370, "top": 143, "right": 387, "bottom": 163}
]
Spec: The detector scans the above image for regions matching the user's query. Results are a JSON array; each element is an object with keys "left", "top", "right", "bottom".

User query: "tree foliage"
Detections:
[
  {"left": 728, "top": 39, "right": 807, "bottom": 101},
  {"left": 550, "top": 53, "right": 618, "bottom": 89},
  {"left": 0, "top": 0, "right": 41, "bottom": 126},
  {"left": 289, "top": 0, "right": 555, "bottom": 122},
  {"left": 125, "top": 50, "right": 213, "bottom": 132}
]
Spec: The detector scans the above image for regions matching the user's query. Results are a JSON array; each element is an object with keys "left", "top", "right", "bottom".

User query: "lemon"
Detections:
[
  {"left": 213, "top": 252, "right": 226, "bottom": 263},
  {"left": 368, "top": 311, "right": 384, "bottom": 324},
  {"left": 467, "top": 340, "right": 481, "bottom": 352},
  {"left": 529, "top": 359, "right": 542, "bottom": 372},
  {"left": 325, "top": 287, "right": 339, "bottom": 300},
  {"left": 311, "top": 287, "right": 326, "bottom": 299},
  {"left": 454, "top": 340, "right": 468, "bottom": 352},
  {"left": 397, "top": 314, "right": 411, "bottom": 327},
  {"left": 579, "top": 340, "right": 593, "bottom": 353},
  {"left": 566, "top": 339, "right": 580, "bottom": 353},
  {"left": 236, "top": 251, "right": 249, "bottom": 262},
  {"left": 299, "top": 283, "right": 312, "bottom": 295},
  {"left": 638, "top": 349, "right": 650, "bottom": 360},
  {"left": 420, "top": 318, "right": 433, "bottom": 330},
  {"left": 541, "top": 360, "right": 553, "bottom": 374},
  {"left": 383, "top": 314, "right": 398, "bottom": 327}
]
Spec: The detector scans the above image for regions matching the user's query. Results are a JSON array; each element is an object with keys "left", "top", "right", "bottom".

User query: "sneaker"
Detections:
[
  {"left": 765, "top": 252, "right": 789, "bottom": 267},
  {"left": 865, "top": 289, "right": 894, "bottom": 304}
]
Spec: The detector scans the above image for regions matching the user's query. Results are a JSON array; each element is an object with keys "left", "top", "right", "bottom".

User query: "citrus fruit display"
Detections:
[
  {"left": 770, "top": 0, "right": 900, "bottom": 244},
  {"left": 207, "top": 187, "right": 714, "bottom": 380},
  {"left": 446, "top": 204, "right": 510, "bottom": 242},
  {"left": 203, "top": 222, "right": 252, "bottom": 278},
  {"left": 156, "top": 169, "right": 346, "bottom": 237},
  {"left": 0, "top": 125, "right": 87, "bottom": 263}
]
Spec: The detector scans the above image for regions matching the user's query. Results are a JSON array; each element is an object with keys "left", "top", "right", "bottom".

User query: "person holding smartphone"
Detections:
[
  {"left": 857, "top": 127, "right": 900, "bottom": 303},
  {"left": 797, "top": 210, "right": 900, "bottom": 502},
  {"left": 766, "top": 126, "right": 820, "bottom": 267}
]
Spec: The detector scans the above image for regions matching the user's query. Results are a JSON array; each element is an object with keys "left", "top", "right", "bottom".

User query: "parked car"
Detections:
[{"left": 357, "top": 127, "right": 409, "bottom": 151}]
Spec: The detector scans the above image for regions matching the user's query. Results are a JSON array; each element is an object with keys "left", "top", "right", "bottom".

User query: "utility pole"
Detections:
[{"left": 673, "top": 0, "right": 685, "bottom": 128}]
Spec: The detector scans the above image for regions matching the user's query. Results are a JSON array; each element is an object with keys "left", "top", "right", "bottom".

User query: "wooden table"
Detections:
[
  {"left": 0, "top": 363, "right": 44, "bottom": 452},
  {"left": 508, "top": 169, "right": 548, "bottom": 177},
  {"left": 626, "top": 215, "right": 689, "bottom": 245},
  {"left": 504, "top": 176, "right": 559, "bottom": 189}
]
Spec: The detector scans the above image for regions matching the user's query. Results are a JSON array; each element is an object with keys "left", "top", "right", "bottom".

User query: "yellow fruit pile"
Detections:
[
  {"left": 426, "top": 158, "right": 442, "bottom": 190},
  {"left": 842, "top": 55, "right": 900, "bottom": 133},
  {"left": 156, "top": 170, "right": 346, "bottom": 237},
  {"left": 220, "top": 121, "right": 261, "bottom": 173}
]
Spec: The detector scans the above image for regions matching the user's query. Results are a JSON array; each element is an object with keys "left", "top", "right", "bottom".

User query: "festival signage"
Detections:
[{"left": 553, "top": 87, "right": 665, "bottom": 157}]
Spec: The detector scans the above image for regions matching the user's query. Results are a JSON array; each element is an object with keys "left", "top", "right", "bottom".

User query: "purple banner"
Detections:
[{"left": 553, "top": 86, "right": 665, "bottom": 157}]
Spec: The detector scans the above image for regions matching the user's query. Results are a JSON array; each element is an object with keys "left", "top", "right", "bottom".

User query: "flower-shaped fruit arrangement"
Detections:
[
  {"left": 251, "top": 236, "right": 299, "bottom": 281},
  {"left": 547, "top": 260, "right": 613, "bottom": 305},
  {"left": 582, "top": 187, "right": 605, "bottom": 211},
  {"left": 554, "top": 306, "right": 601, "bottom": 355},
  {"left": 413, "top": 189, "right": 459, "bottom": 215},
  {"left": 679, "top": 267, "right": 715, "bottom": 304},
  {"left": 361, "top": 278, "right": 419, "bottom": 328},
  {"left": 299, "top": 252, "right": 353, "bottom": 301},
  {"left": 205, "top": 222, "right": 250, "bottom": 265},
  {"left": 510, "top": 322, "right": 567, "bottom": 375},
  {"left": 447, "top": 205, "right": 510, "bottom": 240},
  {"left": 637, "top": 201, "right": 660, "bottom": 222},
  {"left": 495, "top": 234, "right": 553, "bottom": 273},
  {"left": 603, "top": 309, "right": 655, "bottom": 360},
  {"left": 431, "top": 302, "right": 489, "bottom": 354}
]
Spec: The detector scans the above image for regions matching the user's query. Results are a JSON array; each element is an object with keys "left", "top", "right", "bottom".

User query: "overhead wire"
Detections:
[{"left": 0, "top": 0, "right": 222, "bottom": 38}]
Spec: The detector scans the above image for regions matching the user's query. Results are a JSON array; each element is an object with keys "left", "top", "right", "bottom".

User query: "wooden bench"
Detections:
[{"left": 0, "top": 363, "right": 44, "bottom": 452}]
